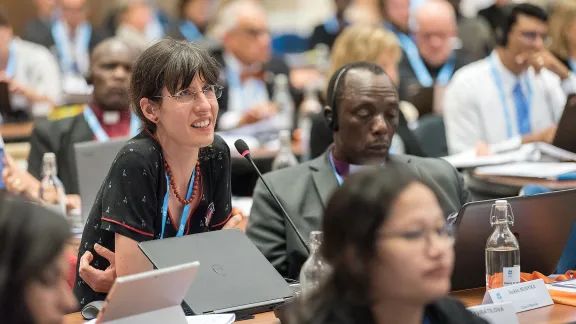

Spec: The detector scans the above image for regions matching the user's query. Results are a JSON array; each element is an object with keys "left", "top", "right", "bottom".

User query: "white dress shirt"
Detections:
[
  {"left": 444, "top": 51, "right": 575, "bottom": 154},
  {"left": 218, "top": 53, "right": 270, "bottom": 131},
  {"left": 9, "top": 38, "right": 63, "bottom": 109}
]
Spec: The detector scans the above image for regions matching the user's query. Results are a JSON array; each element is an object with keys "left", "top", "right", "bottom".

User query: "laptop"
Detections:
[
  {"left": 74, "top": 137, "right": 128, "bottom": 221},
  {"left": 552, "top": 94, "right": 576, "bottom": 154},
  {"left": 451, "top": 189, "right": 576, "bottom": 291},
  {"left": 139, "top": 229, "right": 294, "bottom": 317},
  {"left": 96, "top": 262, "right": 200, "bottom": 324}
]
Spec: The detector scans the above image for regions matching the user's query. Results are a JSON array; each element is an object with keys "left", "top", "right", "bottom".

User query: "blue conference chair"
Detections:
[{"left": 520, "top": 185, "right": 576, "bottom": 274}]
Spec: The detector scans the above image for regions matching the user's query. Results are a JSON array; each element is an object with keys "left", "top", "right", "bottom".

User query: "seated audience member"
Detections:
[
  {"left": 29, "top": 0, "right": 107, "bottom": 77},
  {"left": 444, "top": 4, "right": 575, "bottom": 154},
  {"left": 398, "top": 0, "right": 472, "bottom": 105},
  {"left": 0, "top": 10, "right": 62, "bottom": 113},
  {"left": 166, "top": 0, "right": 215, "bottom": 42},
  {"left": 308, "top": 0, "right": 351, "bottom": 50},
  {"left": 447, "top": 0, "right": 494, "bottom": 62},
  {"left": 548, "top": 0, "right": 576, "bottom": 72},
  {"left": 211, "top": 0, "right": 294, "bottom": 130},
  {"left": 24, "top": 0, "right": 57, "bottom": 43},
  {"left": 309, "top": 25, "right": 425, "bottom": 159},
  {"left": 0, "top": 197, "right": 77, "bottom": 324},
  {"left": 478, "top": 0, "right": 514, "bottom": 42},
  {"left": 114, "top": 0, "right": 155, "bottom": 52},
  {"left": 74, "top": 39, "right": 242, "bottom": 306},
  {"left": 247, "top": 62, "right": 470, "bottom": 280},
  {"left": 286, "top": 167, "right": 487, "bottom": 324},
  {"left": 4, "top": 39, "right": 140, "bottom": 199}
]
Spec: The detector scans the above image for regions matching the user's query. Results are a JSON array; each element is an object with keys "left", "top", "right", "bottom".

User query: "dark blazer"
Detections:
[
  {"left": 284, "top": 297, "right": 489, "bottom": 324},
  {"left": 309, "top": 111, "right": 425, "bottom": 159},
  {"left": 246, "top": 151, "right": 471, "bottom": 279},
  {"left": 23, "top": 21, "right": 107, "bottom": 56},
  {"left": 397, "top": 49, "right": 473, "bottom": 103},
  {"left": 27, "top": 114, "right": 94, "bottom": 195},
  {"left": 211, "top": 49, "right": 302, "bottom": 126}
]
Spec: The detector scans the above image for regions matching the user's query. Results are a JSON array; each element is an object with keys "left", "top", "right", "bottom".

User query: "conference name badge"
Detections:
[{"left": 467, "top": 302, "right": 518, "bottom": 324}]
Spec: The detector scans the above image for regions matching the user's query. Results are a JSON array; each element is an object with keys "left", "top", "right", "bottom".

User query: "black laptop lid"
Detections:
[
  {"left": 452, "top": 189, "right": 576, "bottom": 291},
  {"left": 139, "top": 229, "right": 294, "bottom": 315},
  {"left": 553, "top": 94, "right": 576, "bottom": 154}
]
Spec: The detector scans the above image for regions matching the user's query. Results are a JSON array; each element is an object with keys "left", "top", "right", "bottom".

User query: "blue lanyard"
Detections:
[
  {"left": 160, "top": 169, "right": 196, "bottom": 239},
  {"left": 5, "top": 40, "right": 16, "bottom": 78},
  {"left": 51, "top": 20, "right": 91, "bottom": 73},
  {"left": 83, "top": 106, "right": 141, "bottom": 142},
  {"left": 178, "top": 20, "right": 202, "bottom": 41},
  {"left": 489, "top": 55, "right": 533, "bottom": 139},
  {"left": 569, "top": 58, "right": 576, "bottom": 72},
  {"left": 386, "top": 24, "right": 455, "bottom": 87},
  {"left": 328, "top": 152, "right": 344, "bottom": 186}
]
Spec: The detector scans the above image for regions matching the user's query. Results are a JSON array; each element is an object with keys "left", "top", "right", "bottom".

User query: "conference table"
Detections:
[{"left": 63, "top": 288, "right": 576, "bottom": 324}]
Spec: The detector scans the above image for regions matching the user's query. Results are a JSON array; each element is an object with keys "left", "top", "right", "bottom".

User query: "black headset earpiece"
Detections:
[{"left": 326, "top": 67, "right": 349, "bottom": 131}]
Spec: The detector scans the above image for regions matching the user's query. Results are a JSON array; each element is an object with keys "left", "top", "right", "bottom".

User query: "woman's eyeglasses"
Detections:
[
  {"left": 155, "top": 85, "right": 224, "bottom": 104},
  {"left": 382, "top": 223, "right": 455, "bottom": 249}
]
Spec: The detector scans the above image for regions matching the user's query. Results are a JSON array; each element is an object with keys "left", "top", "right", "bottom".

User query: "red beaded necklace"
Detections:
[{"left": 164, "top": 161, "right": 201, "bottom": 205}]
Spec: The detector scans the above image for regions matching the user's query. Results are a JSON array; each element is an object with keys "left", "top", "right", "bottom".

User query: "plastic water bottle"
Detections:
[
  {"left": 271, "top": 130, "right": 298, "bottom": 171},
  {"left": 298, "top": 85, "right": 322, "bottom": 162},
  {"left": 300, "top": 231, "right": 331, "bottom": 298},
  {"left": 272, "top": 74, "right": 294, "bottom": 130},
  {"left": 485, "top": 200, "right": 521, "bottom": 289},
  {"left": 39, "top": 153, "right": 67, "bottom": 217}
]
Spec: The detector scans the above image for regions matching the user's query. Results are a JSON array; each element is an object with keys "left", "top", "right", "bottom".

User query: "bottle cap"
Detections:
[
  {"left": 495, "top": 199, "right": 508, "bottom": 210},
  {"left": 274, "top": 74, "right": 288, "bottom": 86},
  {"left": 42, "top": 152, "right": 56, "bottom": 164}
]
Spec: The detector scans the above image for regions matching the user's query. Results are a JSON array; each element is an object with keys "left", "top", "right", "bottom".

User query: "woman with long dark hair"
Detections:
[
  {"left": 0, "top": 197, "right": 77, "bottom": 324},
  {"left": 288, "top": 165, "right": 487, "bottom": 324}
]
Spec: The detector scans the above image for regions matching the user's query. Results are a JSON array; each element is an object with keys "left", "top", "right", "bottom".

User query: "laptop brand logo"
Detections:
[{"left": 213, "top": 265, "right": 226, "bottom": 276}]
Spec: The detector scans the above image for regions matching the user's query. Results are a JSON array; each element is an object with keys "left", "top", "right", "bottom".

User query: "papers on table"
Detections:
[
  {"left": 232, "top": 196, "right": 253, "bottom": 216},
  {"left": 547, "top": 279, "right": 576, "bottom": 293},
  {"left": 475, "top": 162, "right": 576, "bottom": 180},
  {"left": 442, "top": 143, "right": 576, "bottom": 169},
  {"left": 84, "top": 314, "right": 235, "bottom": 324}
]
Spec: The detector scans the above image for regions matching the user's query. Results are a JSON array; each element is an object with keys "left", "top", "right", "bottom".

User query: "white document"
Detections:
[
  {"left": 186, "top": 314, "right": 236, "bottom": 324},
  {"left": 232, "top": 196, "right": 253, "bottom": 217},
  {"left": 547, "top": 279, "right": 576, "bottom": 293},
  {"left": 475, "top": 162, "right": 576, "bottom": 179},
  {"left": 85, "top": 314, "right": 235, "bottom": 324}
]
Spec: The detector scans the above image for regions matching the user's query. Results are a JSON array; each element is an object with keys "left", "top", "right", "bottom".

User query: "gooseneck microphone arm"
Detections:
[{"left": 234, "top": 139, "right": 310, "bottom": 255}]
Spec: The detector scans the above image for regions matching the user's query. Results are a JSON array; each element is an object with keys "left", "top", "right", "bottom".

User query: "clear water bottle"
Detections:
[
  {"left": 300, "top": 231, "right": 331, "bottom": 298},
  {"left": 271, "top": 130, "right": 298, "bottom": 171},
  {"left": 314, "top": 43, "right": 330, "bottom": 75},
  {"left": 39, "top": 153, "right": 67, "bottom": 217},
  {"left": 298, "top": 85, "right": 322, "bottom": 162},
  {"left": 485, "top": 200, "right": 520, "bottom": 289},
  {"left": 272, "top": 74, "right": 294, "bottom": 130}
]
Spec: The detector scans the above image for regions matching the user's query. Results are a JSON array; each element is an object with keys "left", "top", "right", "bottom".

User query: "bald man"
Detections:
[
  {"left": 26, "top": 0, "right": 107, "bottom": 76},
  {"left": 397, "top": 0, "right": 473, "bottom": 113},
  {"left": 21, "top": 38, "right": 140, "bottom": 197},
  {"left": 210, "top": 0, "right": 296, "bottom": 131}
]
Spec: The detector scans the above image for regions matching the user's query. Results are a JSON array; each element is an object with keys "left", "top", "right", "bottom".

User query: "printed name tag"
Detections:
[
  {"left": 482, "top": 279, "right": 554, "bottom": 313},
  {"left": 468, "top": 302, "right": 518, "bottom": 324}
]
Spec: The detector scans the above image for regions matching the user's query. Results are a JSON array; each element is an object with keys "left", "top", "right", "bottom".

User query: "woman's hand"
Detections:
[
  {"left": 223, "top": 214, "right": 244, "bottom": 230},
  {"left": 79, "top": 243, "right": 117, "bottom": 293}
]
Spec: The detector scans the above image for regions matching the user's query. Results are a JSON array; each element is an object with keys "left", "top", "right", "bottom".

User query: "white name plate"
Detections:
[
  {"left": 468, "top": 302, "right": 518, "bottom": 324},
  {"left": 482, "top": 279, "right": 554, "bottom": 313}
]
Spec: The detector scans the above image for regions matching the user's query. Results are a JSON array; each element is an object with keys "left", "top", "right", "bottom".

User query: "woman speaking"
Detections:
[{"left": 74, "top": 39, "right": 241, "bottom": 306}]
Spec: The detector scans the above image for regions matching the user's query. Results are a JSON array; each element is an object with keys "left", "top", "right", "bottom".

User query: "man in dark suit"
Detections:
[
  {"left": 25, "top": 38, "right": 139, "bottom": 196},
  {"left": 24, "top": 0, "right": 107, "bottom": 77},
  {"left": 246, "top": 62, "right": 470, "bottom": 280},
  {"left": 24, "top": 0, "right": 57, "bottom": 42},
  {"left": 308, "top": 0, "right": 351, "bottom": 50},
  {"left": 397, "top": 0, "right": 472, "bottom": 109},
  {"left": 210, "top": 0, "right": 296, "bottom": 131}
]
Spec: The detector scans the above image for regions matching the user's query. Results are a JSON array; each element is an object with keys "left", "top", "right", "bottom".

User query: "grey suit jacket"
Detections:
[{"left": 246, "top": 152, "right": 471, "bottom": 280}]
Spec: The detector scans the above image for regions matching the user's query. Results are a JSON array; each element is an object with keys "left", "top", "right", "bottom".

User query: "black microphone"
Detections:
[{"left": 234, "top": 139, "right": 310, "bottom": 254}]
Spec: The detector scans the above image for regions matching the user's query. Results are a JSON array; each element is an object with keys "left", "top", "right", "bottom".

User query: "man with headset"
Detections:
[
  {"left": 444, "top": 3, "right": 575, "bottom": 155},
  {"left": 247, "top": 62, "right": 470, "bottom": 280}
]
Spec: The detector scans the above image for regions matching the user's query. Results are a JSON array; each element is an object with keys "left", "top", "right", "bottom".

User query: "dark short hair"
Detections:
[
  {"left": 502, "top": 3, "right": 548, "bottom": 46},
  {"left": 0, "top": 10, "right": 10, "bottom": 27},
  {"left": 326, "top": 61, "right": 387, "bottom": 113},
  {"left": 129, "top": 39, "right": 221, "bottom": 132},
  {"left": 288, "top": 166, "right": 431, "bottom": 324},
  {"left": 0, "top": 198, "right": 72, "bottom": 324}
]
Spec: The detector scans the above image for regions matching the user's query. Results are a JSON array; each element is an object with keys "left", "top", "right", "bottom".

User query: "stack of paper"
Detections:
[
  {"left": 475, "top": 162, "right": 576, "bottom": 179},
  {"left": 186, "top": 314, "right": 235, "bottom": 324}
]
